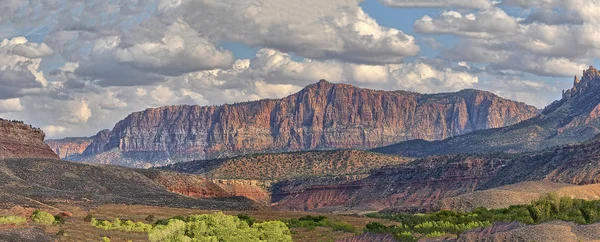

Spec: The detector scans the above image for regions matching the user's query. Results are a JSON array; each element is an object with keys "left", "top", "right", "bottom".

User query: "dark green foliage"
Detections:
[
  {"left": 282, "top": 215, "right": 358, "bottom": 233},
  {"left": 366, "top": 195, "right": 600, "bottom": 241},
  {"left": 54, "top": 215, "right": 66, "bottom": 225},
  {"left": 237, "top": 214, "right": 256, "bottom": 226}
]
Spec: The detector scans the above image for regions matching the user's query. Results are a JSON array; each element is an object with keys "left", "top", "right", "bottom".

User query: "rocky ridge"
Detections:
[
  {"left": 0, "top": 119, "right": 59, "bottom": 159},
  {"left": 73, "top": 80, "right": 538, "bottom": 167},
  {"left": 374, "top": 66, "right": 600, "bottom": 157}
]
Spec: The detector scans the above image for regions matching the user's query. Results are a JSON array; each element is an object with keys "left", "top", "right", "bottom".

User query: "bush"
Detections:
[
  {"left": 0, "top": 216, "right": 27, "bottom": 225},
  {"left": 283, "top": 215, "right": 357, "bottom": 233},
  {"left": 90, "top": 218, "right": 153, "bottom": 232},
  {"left": 32, "top": 211, "right": 56, "bottom": 225},
  {"left": 89, "top": 212, "right": 292, "bottom": 242}
]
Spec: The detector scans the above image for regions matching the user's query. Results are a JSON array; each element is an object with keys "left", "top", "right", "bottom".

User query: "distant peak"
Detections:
[
  {"left": 583, "top": 65, "right": 600, "bottom": 80},
  {"left": 317, "top": 79, "right": 332, "bottom": 85}
]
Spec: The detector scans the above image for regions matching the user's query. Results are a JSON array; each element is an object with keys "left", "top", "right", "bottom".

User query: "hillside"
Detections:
[
  {"left": 374, "top": 66, "right": 600, "bottom": 157},
  {"left": 70, "top": 80, "right": 537, "bottom": 167},
  {"left": 438, "top": 181, "right": 600, "bottom": 212},
  {"left": 162, "top": 150, "right": 412, "bottom": 181},
  {"left": 0, "top": 119, "right": 58, "bottom": 159},
  {"left": 0, "top": 158, "right": 258, "bottom": 210},
  {"left": 268, "top": 136, "right": 600, "bottom": 212}
]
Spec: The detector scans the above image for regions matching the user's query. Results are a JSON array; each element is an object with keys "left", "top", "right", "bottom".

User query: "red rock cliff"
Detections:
[
  {"left": 0, "top": 119, "right": 59, "bottom": 159},
  {"left": 87, "top": 81, "right": 538, "bottom": 163},
  {"left": 46, "top": 137, "right": 94, "bottom": 158}
]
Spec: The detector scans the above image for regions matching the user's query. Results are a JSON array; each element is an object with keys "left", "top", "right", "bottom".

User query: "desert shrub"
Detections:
[
  {"left": 56, "top": 229, "right": 67, "bottom": 236},
  {"left": 0, "top": 216, "right": 27, "bottom": 225},
  {"left": 90, "top": 212, "right": 292, "bottom": 242},
  {"left": 32, "top": 210, "right": 56, "bottom": 225},
  {"left": 84, "top": 214, "right": 93, "bottom": 222},
  {"left": 90, "top": 218, "right": 153, "bottom": 232},
  {"left": 145, "top": 215, "right": 155, "bottom": 223},
  {"left": 101, "top": 236, "right": 111, "bottom": 242},
  {"left": 283, "top": 215, "right": 357, "bottom": 233},
  {"left": 150, "top": 212, "right": 292, "bottom": 242}
]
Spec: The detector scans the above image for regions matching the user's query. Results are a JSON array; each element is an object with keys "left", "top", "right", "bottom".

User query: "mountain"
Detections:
[
  {"left": 374, "top": 66, "right": 600, "bottom": 157},
  {"left": 0, "top": 118, "right": 58, "bottom": 159},
  {"left": 46, "top": 137, "right": 94, "bottom": 158},
  {"left": 70, "top": 80, "right": 538, "bottom": 167}
]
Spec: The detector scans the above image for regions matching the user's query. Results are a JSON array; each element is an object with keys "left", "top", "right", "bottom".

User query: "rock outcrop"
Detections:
[
  {"left": 0, "top": 119, "right": 59, "bottom": 159},
  {"left": 374, "top": 66, "right": 600, "bottom": 157},
  {"left": 46, "top": 137, "right": 94, "bottom": 158},
  {"left": 75, "top": 80, "right": 538, "bottom": 167}
]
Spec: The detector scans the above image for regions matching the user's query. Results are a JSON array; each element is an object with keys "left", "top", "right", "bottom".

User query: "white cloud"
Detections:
[
  {"left": 61, "top": 100, "right": 92, "bottom": 124},
  {"left": 173, "top": 0, "right": 419, "bottom": 65},
  {"left": 415, "top": 9, "right": 518, "bottom": 39},
  {"left": 42, "top": 125, "right": 68, "bottom": 137},
  {"left": 380, "top": 0, "right": 494, "bottom": 9},
  {"left": 0, "top": 98, "right": 24, "bottom": 112},
  {"left": 0, "top": 37, "right": 51, "bottom": 99}
]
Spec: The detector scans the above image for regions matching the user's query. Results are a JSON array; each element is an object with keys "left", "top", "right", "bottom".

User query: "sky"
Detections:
[{"left": 1, "top": 0, "right": 599, "bottom": 138}]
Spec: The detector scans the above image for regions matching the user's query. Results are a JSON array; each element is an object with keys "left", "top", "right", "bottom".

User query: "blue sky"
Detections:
[{"left": 0, "top": 0, "right": 599, "bottom": 138}]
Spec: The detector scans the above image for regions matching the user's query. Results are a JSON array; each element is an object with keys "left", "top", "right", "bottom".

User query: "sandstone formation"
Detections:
[
  {"left": 375, "top": 66, "right": 600, "bottom": 157},
  {"left": 46, "top": 137, "right": 93, "bottom": 158},
  {"left": 82, "top": 129, "right": 111, "bottom": 156},
  {"left": 0, "top": 119, "right": 59, "bottom": 159},
  {"left": 76, "top": 80, "right": 538, "bottom": 167}
]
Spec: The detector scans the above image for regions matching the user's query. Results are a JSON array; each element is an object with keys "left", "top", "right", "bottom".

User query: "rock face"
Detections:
[
  {"left": 46, "top": 137, "right": 94, "bottom": 158},
  {"left": 0, "top": 119, "right": 59, "bottom": 159},
  {"left": 76, "top": 80, "right": 538, "bottom": 167},
  {"left": 82, "top": 129, "right": 111, "bottom": 156},
  {"left": 374, "top": 66, "right": 600, "bottom": 157}
]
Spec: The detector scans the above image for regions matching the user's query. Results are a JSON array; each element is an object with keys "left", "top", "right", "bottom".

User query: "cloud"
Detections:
[
  {"left": 172, "top": 0, "right": 419, "bottom": 65},
  {"left": 414, "top": 9, "right": 519, "bottom": 38},
  {"left": 380, "top": 0, "right": 494, "bottom": 9},
  {"left": 42, "top": 125, "right": 68, "bottom": 137},
  {"left": 417, "top": 5, "right": 598, "bottom": 77},
  {"left": 0, "top": 37, "right": 51, "bottom": 99},
  {"left": 0, "top": 98, "right": 24, "bottom": 112}
]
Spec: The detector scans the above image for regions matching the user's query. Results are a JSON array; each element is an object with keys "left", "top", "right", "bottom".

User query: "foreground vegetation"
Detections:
[
  {"left": 91, "top": 212, "right": 292, "bottom": 242},
  {"left": 366, "top": 194, "right": 600, "bottom": 241},
  {"left": 0, "top": 216, "right": 26, "bottom": 225}
]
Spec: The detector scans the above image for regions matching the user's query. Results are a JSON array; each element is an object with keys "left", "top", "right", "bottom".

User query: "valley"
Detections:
[{"left": 5, "top": 68, "right": 600, "bottom": 241}]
